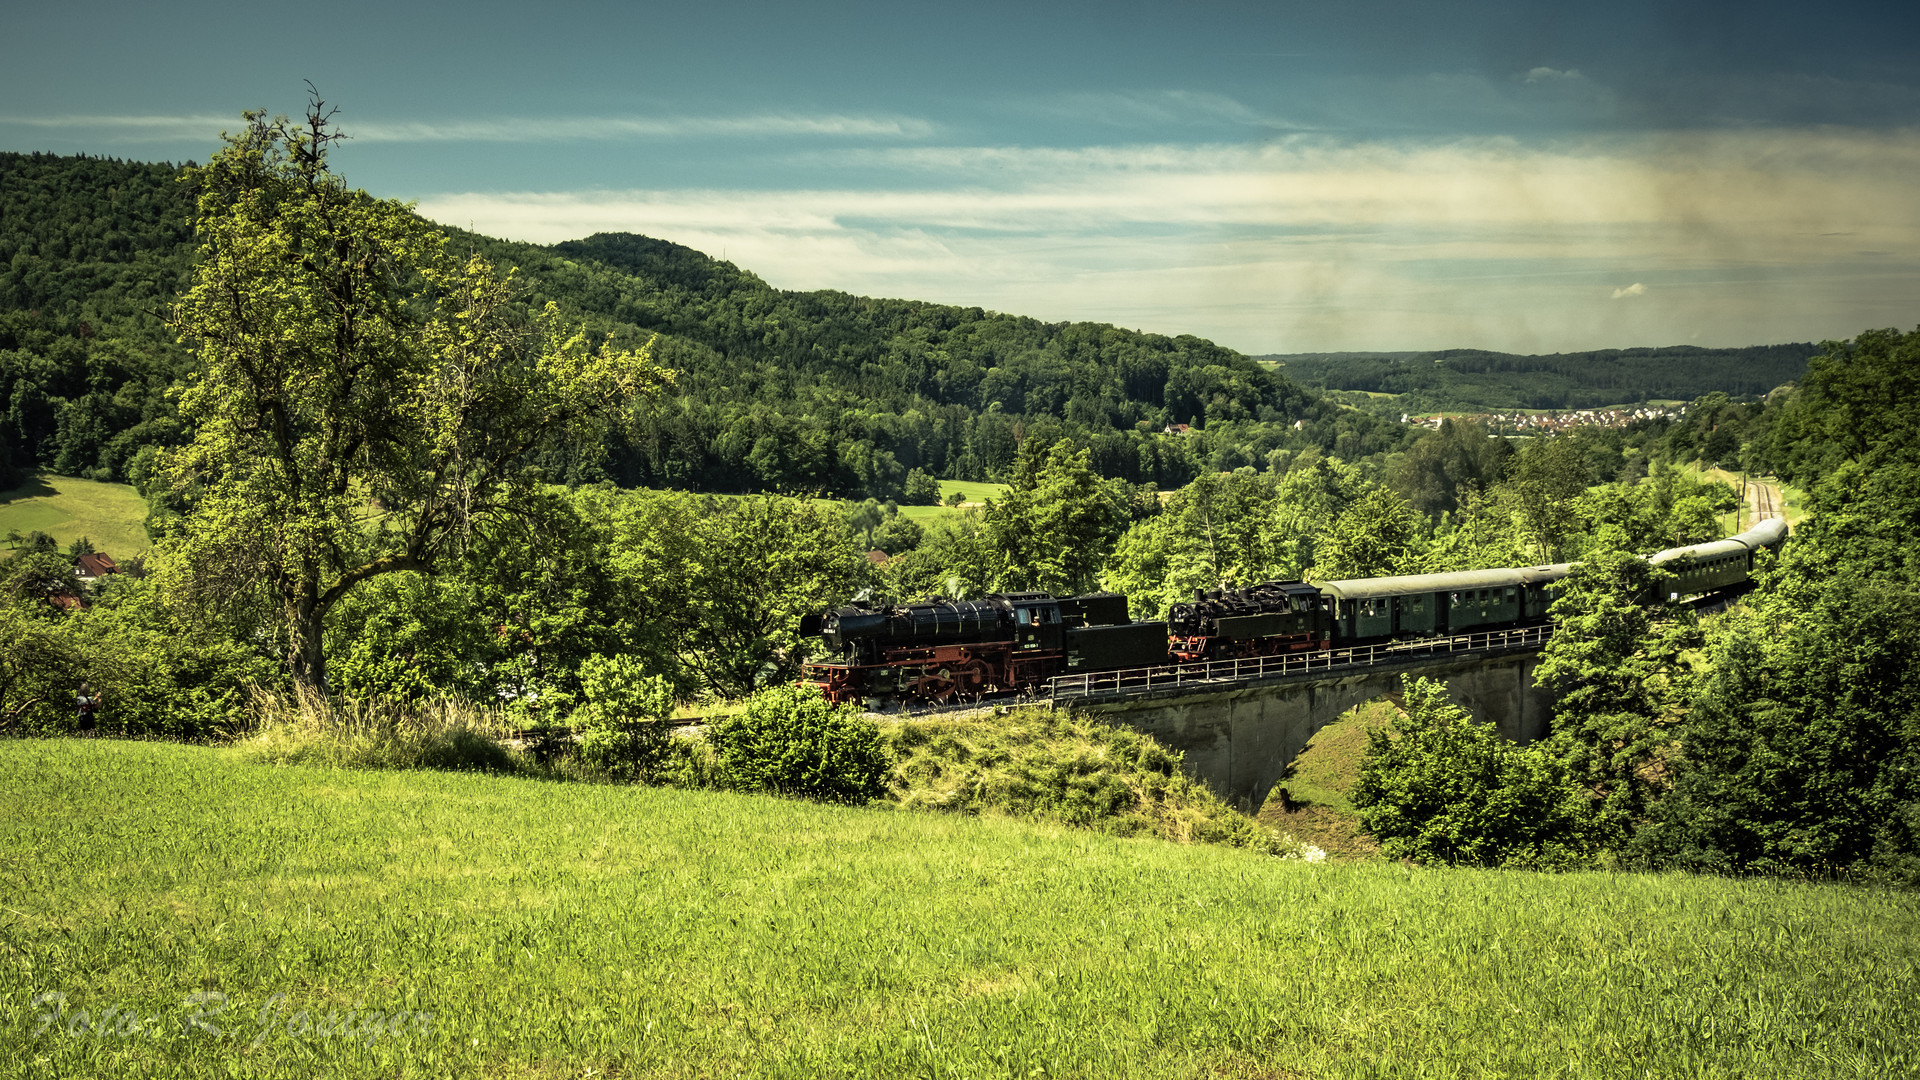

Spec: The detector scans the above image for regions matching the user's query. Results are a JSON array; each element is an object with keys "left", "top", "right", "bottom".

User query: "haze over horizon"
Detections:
[{"left": 4, "top": 0, "right": 1916, "bottom": 356}]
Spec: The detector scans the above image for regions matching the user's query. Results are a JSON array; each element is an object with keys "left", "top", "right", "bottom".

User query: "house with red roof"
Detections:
[{"left": 76, "top": 552, "right": 119, "bottom": 582}]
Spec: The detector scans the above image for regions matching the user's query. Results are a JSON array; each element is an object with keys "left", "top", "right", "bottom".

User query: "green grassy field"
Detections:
[
  {"left": 3, "top": 740, "right": 1915, "bottom": 1079},
  {"left": 0, "top": 475, "right": 149, "bottom": 559},
  {"left": 892, "top": 480, "right": 1007, "bottom": 524}
]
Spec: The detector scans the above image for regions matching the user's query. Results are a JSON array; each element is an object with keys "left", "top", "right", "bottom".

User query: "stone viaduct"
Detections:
[{"left": 1054, "top": 638, "right": 1557, "bottom": 810}]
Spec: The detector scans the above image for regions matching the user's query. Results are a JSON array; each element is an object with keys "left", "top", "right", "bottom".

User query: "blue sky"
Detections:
[{"left": 4, "top": 0, "right": 1916, "bottom": 354}]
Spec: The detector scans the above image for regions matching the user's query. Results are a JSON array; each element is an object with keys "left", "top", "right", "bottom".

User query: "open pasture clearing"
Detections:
[
  {"left": 935, "top": 478, "right": 1009, "bottom": 506},
  {"left": 0, "top": 474, "right": 148, "bottom": 558},
  {"left": 3, "top": 739, "right": 1916, "bottom": 1079}
]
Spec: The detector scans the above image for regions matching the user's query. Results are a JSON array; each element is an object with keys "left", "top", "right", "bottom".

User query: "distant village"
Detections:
[{"left": 1401, "top": 403, "right": 1689, "bottom": 434}]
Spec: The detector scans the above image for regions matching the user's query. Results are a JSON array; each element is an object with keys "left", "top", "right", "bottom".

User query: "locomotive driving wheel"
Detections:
[
  {"left": 906, "top": 667, "right": 959, "bottom": 705},
  {"left": 905, "top": 658, "right": 992, "bottom": 706},
  {"left": 950, "top": 658, "right": 989, "bottom": 701}
]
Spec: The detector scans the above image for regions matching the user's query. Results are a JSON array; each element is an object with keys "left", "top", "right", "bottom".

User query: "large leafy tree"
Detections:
[
  {"left": 983, "top": 440, "right": 1127, "bottom": 595},
  {"left": 1103, "top": 468, "right": 1282, "bottom": 619},
  {"left": 1310, "top": 484, "right": 1425, "bottom": 580},
  {"left": 1351, "top": 676, "right": 1591, "bottom": 869},
  {"left": 1506, "top": 436, "right": 1592, "bottom": 562},
  {"left": 673, "top": 494, "right": 870, "bottom": 697},
  {"left": 1771, "top": 326, "right": 1920, "bottom": 489},
  {"left": 1534, "top": 529, "right": 1699, "bottom": 845},
  {"left": 165, "top": 101, "right": 668, "bottom": 702},
  {"left": 1388, "top": 418, "right": 1509, "bottom": 520},
  {"left": 1420, "top": 488, "right": 1531, "bottom": 573},
  {"left": 1641, "top": 586, "right": 1920, "bottom": 883}
]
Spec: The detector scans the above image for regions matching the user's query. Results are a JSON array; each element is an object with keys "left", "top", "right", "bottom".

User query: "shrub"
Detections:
[
  {"left": 706, "top": 684, "right": 888, "bottom": 803},
  {"left": 572, "top": 654, "right": 676, "bottom": 782},
  {"left": 1352, "top": 676, "right": 1593, "bottom": 869},
  {"left": 0, "top": 578, "right": 281, "bottom": 741}
]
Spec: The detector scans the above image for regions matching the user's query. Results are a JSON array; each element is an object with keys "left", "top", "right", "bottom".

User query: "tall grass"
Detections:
[
  {"left": 887, "top": 708, "right": 1316, "bottom": 857},
  {"left": 237, "top": 692, "right": 521, "bottom": 774},
  {"left": 231, "top": 694, "right": 1302, "bottom": 859}
]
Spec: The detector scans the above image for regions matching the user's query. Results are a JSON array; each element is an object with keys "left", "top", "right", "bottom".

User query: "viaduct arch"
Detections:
[{"left": 1065, "top": 648, "right": 1556, "bottom": 810}]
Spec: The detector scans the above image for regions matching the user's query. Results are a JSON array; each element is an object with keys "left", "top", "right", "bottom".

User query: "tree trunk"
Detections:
[{"left": 288, "top": 591, "right": 329, "bottom": 714}]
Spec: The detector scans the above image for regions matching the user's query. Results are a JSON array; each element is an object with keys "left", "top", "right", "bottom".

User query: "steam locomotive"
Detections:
[{"left": 800, "top": 518, "right": 1788, "bottom": 708}]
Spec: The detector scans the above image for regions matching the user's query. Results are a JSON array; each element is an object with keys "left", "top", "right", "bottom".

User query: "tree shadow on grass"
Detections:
[
  {"left": 0, "top": 473, "right": 59, "bottom": 504},
  {"left": 1256, "top": 788, "right": 1381, "bottom": 860}
]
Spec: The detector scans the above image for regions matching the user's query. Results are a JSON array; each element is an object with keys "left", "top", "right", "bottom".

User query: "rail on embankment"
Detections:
[{"left": 1047, "top": 623, "right": 1556, "bottom": 707}]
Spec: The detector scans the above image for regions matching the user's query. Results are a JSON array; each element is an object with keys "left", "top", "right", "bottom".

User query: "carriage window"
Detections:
[{"left": 1017, "top": 608, "right": 1031, "bottom": 625}]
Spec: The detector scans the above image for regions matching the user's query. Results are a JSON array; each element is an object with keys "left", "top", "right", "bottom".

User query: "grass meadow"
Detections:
[
  {"left": 0, "top": 475, "right": 149, "bottom": 559},
  {"left": 4, "top": 739, "right": 1916, "bottom": 1079},
  {"left": 895, "top": 480, "right": 1010, "bottom": 524}
]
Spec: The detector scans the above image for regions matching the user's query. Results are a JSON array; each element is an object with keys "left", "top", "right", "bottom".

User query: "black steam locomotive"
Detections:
[
  {"left": 801, "top": 518, "right": 1787, "bottom": 707},
  {"left": 798, "top": 591, "right": 1168, "bottom": 705}
]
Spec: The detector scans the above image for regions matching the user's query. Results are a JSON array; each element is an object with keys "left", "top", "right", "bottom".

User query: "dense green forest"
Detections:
[
  {"left": 1268, "top": 344, "right": 1817, "bottom": 413},
  {"left": 0, "top": 150, "right": 1406, "bottom": 500}
]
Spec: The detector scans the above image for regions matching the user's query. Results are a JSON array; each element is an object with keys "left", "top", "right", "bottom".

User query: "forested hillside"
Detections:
[
  {"left": 0, "top": 151, "right": 1404, "bottom": 499},
  {"left": 1269, "top": 345, "right": 1817, "bottom": 413}
]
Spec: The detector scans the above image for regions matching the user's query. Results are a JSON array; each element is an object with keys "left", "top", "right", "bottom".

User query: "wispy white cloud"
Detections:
[
  {"left": 416, "top": 128, "right": 1920, "bottom": 353},
  {"left": 346, "top": 113, "right": 934, "bottom": 142},
  {"left": 1025, "top": 89, "right": 1305, "bottom": 130},
  {"left": 0, "top": 113, "right": 234, "bottom": 141},
  {"left": 0, "top": 111, "right": 933, "bottom": 144}
]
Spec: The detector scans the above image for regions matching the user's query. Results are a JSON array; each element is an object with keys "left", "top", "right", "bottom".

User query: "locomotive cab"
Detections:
[{"left": 1003, "top": 594, "right": 1065, "bottom": 652}]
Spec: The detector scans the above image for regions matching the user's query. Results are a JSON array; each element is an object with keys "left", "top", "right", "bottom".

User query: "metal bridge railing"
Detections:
[{"left": 1047, "top": 623, "right": 1555, "bottom": 705}]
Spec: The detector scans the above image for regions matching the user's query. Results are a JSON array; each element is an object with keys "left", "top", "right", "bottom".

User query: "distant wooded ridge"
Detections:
[
  {"left": 1260, "top": 345, "right": 1818, "bottom": 412},
  {"left": 1, "top": 149, "right": 1819, "bottom": 501},
  {"left": 0, "top": 151, "right": 1403, "bottom": 499}
]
